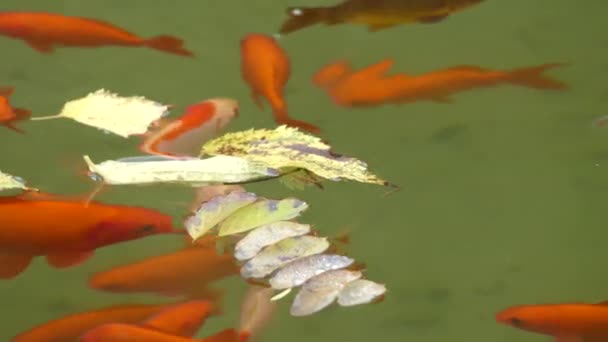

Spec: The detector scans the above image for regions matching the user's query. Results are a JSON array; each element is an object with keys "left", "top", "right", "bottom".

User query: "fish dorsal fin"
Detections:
[
  {"left": 594, "top": 300, "right": 608, "bottom": 305},
  {"left": 16, "top": 190, "right": 94, "bottom": 204}
]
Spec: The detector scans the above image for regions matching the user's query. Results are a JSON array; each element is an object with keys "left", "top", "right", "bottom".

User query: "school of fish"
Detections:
[{"left": 0, "top": 0, "right": 589, "bottom": 341}]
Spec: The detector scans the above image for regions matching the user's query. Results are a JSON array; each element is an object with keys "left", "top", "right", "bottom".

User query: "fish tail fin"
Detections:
[
  {"left": 145, "top": 35, "right": 194, "bottom": 57},
  {"left": 507, "top": 63, "right": 568, "bottom": 90},
  {"left": 0, "top": 253, "right": 32, "bottom": 279},
  {"left": 273, "top": 107, "right": 320, "bottom": 134},
  {"left": 279, "top": 7, "right": 332, "bottom": 34}
]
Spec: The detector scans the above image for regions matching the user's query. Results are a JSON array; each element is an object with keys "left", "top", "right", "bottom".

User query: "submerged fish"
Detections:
[
  {"left": 0, "top": 12, "right": 193, "bottom": 56},
  {"left": 496, "top": 302, "right": 608, "bottom": 341},
  {"left": 317, "top": 59, "right": 567, "bottom": 108},
  {"left": 279, "top": 0, "right": 484, "bottom": 34},
  {"left": 240, "top": 33, "right": 320, "bottom": 133},
  {"left": 0, "top": 191, "right": 177, "bottom": 279},
  {"left": 140, "top": 98, "right": 239, "bottom": 158}
]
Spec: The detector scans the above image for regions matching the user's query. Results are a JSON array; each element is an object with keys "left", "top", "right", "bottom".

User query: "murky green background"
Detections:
[{"left": 1, "top": 0, "right": 606, "bottom": 341}]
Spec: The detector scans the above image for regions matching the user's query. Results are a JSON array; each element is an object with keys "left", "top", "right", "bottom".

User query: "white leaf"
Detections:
[
  {"left": 31, "top": 89, "right": 170, "bottom": 138},
  {"left": 83, "top": 154, "right": 279, "bottom": 186}
]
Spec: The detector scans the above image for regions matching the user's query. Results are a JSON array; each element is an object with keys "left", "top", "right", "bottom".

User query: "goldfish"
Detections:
[
  {"left": 0, "top": 12, "right": 193, "bottom": 56},
  {"left": 240, "top": 33, "right": 320, "bottom": 133},
  {"left": 11, "top": 303, "right": 169, "bottom": 342},
  {"left": 0, "top": 86, "right": 31, "bottom": 133},
  {"left": 80, "top": 325, "right": 244, "bottom": 342},
  {"left": 496, "top": 302, "right": 608, "bottom": 341},
  {"left": 0, "top": 191, "right": 178, "bottom": 279},
  {"left": 279, "top": 0, "right": 484, "bottom": 34},
  {"left": 314, "top": 59, "right": 567, "bottom": 107},
  {"left": 88, "top": 239, "right": 239, "bottom": 298},
  {"left": 140, "top": 98, "right": 239, "bottom": 158}
]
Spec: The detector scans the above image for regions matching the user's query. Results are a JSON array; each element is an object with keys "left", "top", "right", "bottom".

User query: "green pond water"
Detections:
[{"left": 0, "top": 0, "right": 606, "bottom": 341}]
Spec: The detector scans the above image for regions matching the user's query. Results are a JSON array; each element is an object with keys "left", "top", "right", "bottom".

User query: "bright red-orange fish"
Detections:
[
  {"left": 496, "top": 302, "right": 608, "bottom": 342},
  {"left": 81, "top": 324, "right": 244, "bottom": 342},
  {"left": 88, "top": 237, "right": 238, "bottom": 298},
  {"left": 0, "top": 12, "right": 193, "bottom": 56},
  {"left": 314, "top": 59, "right": 567, "bottom": 107},
  {"left": 0, "top": 86, "right": 31, "bottom": 133},
  {"left": 11, "top": 303, "right": 168, "bottom": 342},
  {"left": 140, "top": 98, "right": 239, "bottom": 158},
  {"left": 0, "top": 191, "right": 178, "bottom": 279},
  {"left": 240, "top": 33, "right": 320, "bottom": 133}
]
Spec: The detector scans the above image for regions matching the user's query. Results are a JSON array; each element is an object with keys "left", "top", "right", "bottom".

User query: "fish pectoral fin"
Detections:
[
  {"left": 0, "top": 253, "right": 32, "bottom": 279},
  {"left": 417, "top": 14, "right": 450, "bottom": 24},
  {"left": 367, "top": 23, "right": 397, "bottom": 32},
  {"left": 25, "top": 40, "right": 55, "bottom": 54},
  {"left": 46, "top": 250, "right": 94, "bottom": 268}
]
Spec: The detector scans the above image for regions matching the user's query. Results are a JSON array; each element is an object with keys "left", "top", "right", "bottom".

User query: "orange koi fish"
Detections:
[
  {"left": 11, "top": 303, "right": 168, "bottom": 342},
  {"left": 0, "top": 12, "right": 193, "bottom": 56},
  {"left": 315, "top": 59, "right": 567, "bottom": 107},
  {"left": 279, "top": 0, "right": 484, "bottom": 34},
  {"left": 81, "top": 325, "right": 243, "bottom": 342},
  {"left": 0, "top": 191, "right": 178, "bottom": 279},
  {"left": 0, "top": 86, "right": 31, "bottom": 133},
  {"left": 140, "top": 98, "right": 239, "bottom": 158},
  {"left": 496, "top": 302, "right": 608, "bottom": 341},
  {"left": 240, "top": 33, "right": 320, "bottom": 133},
  {"left": 88, "top": 238, "right": 239, "bottom": 298}
]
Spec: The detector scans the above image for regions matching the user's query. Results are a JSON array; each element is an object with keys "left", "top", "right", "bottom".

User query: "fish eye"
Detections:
[
  {"left": 509, "top": 317, "right": 524, "bottom": 326},
  {"left": 136, "top": 224, "right": 156, "bottom": 235}
]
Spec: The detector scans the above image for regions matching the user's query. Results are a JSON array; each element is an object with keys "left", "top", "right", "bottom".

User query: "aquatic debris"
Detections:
[
  {"left": 234, "top": 221, "right": 311, "bottom": 261},
  {"left": 337, "top": 279, "right": 386, "bottom": 306},
  {"left": 240, "top": 235, "right": 330, "bottom": 279},
  {"left": 30, "top": 89, "right": 170, "bottom": 138},
  {"left": 0, "top": 170, "right": 36, "bottom": 192},
  {"left": 83, "top": 155, "right": 279, "bottom": 186},
  {"left": 217, "top": 198, "right": 309, "bottom": 237},
  {"left": 200, "top": 125, "right": 394, "bottom": 188},
  {"left": 183, "top": 190, "right": 386, "bottom": 317},
  {"left": 186, "top": 190, "right": 258, "bottom": 241},
  {"left": 290, "top": 269, "right": 362, "bottom": 316}
]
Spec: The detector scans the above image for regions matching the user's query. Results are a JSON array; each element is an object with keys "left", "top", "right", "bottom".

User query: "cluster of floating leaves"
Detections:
[
  {"left": 82, "top": 124, "right": 392, "bottom": 192},
  {"left": 185, "top": 189, "right": 386, "bottom": 316}
]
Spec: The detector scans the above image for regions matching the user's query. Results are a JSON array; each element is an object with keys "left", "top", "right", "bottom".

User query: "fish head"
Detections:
[
  {"left": 496, "top": 304, "right": 569, "bottom": 335},
  {"left": 88, "top": 207, "right": 179, "bottom": 248}
]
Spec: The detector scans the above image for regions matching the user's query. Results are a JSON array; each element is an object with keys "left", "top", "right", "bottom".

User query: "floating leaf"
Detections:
[
  {"left": 337, "top": 279, "right": 386, "bottom": 307},
  {"left": 0, "top": 170, "right": 35, "bottom": 191},
  {"left": 83, "top": 155, "right": 279, "bottom": 186},
  {"left": 269, "top": 254, "right": 354, "bottom": 290},
  {"left": 234, "top": 221, "right": 311, "bottom": 261},
  {"left": 240, "top": 236, "right": 330, "bottom": 279},
  {"left": 217, "top": 198, "right": 309, "bottom": 237},
  {"left": 290, "top": 269, "right": 362, "bottom": 317},
  {"left": 186, "top": 190, "right": 258, "bottom": 241},
  {"left": 30, "top": 89, "right": 170, "bottom": 138},
  {"left": 200, "top": 125, "right": 391, "bottom": 187}
]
